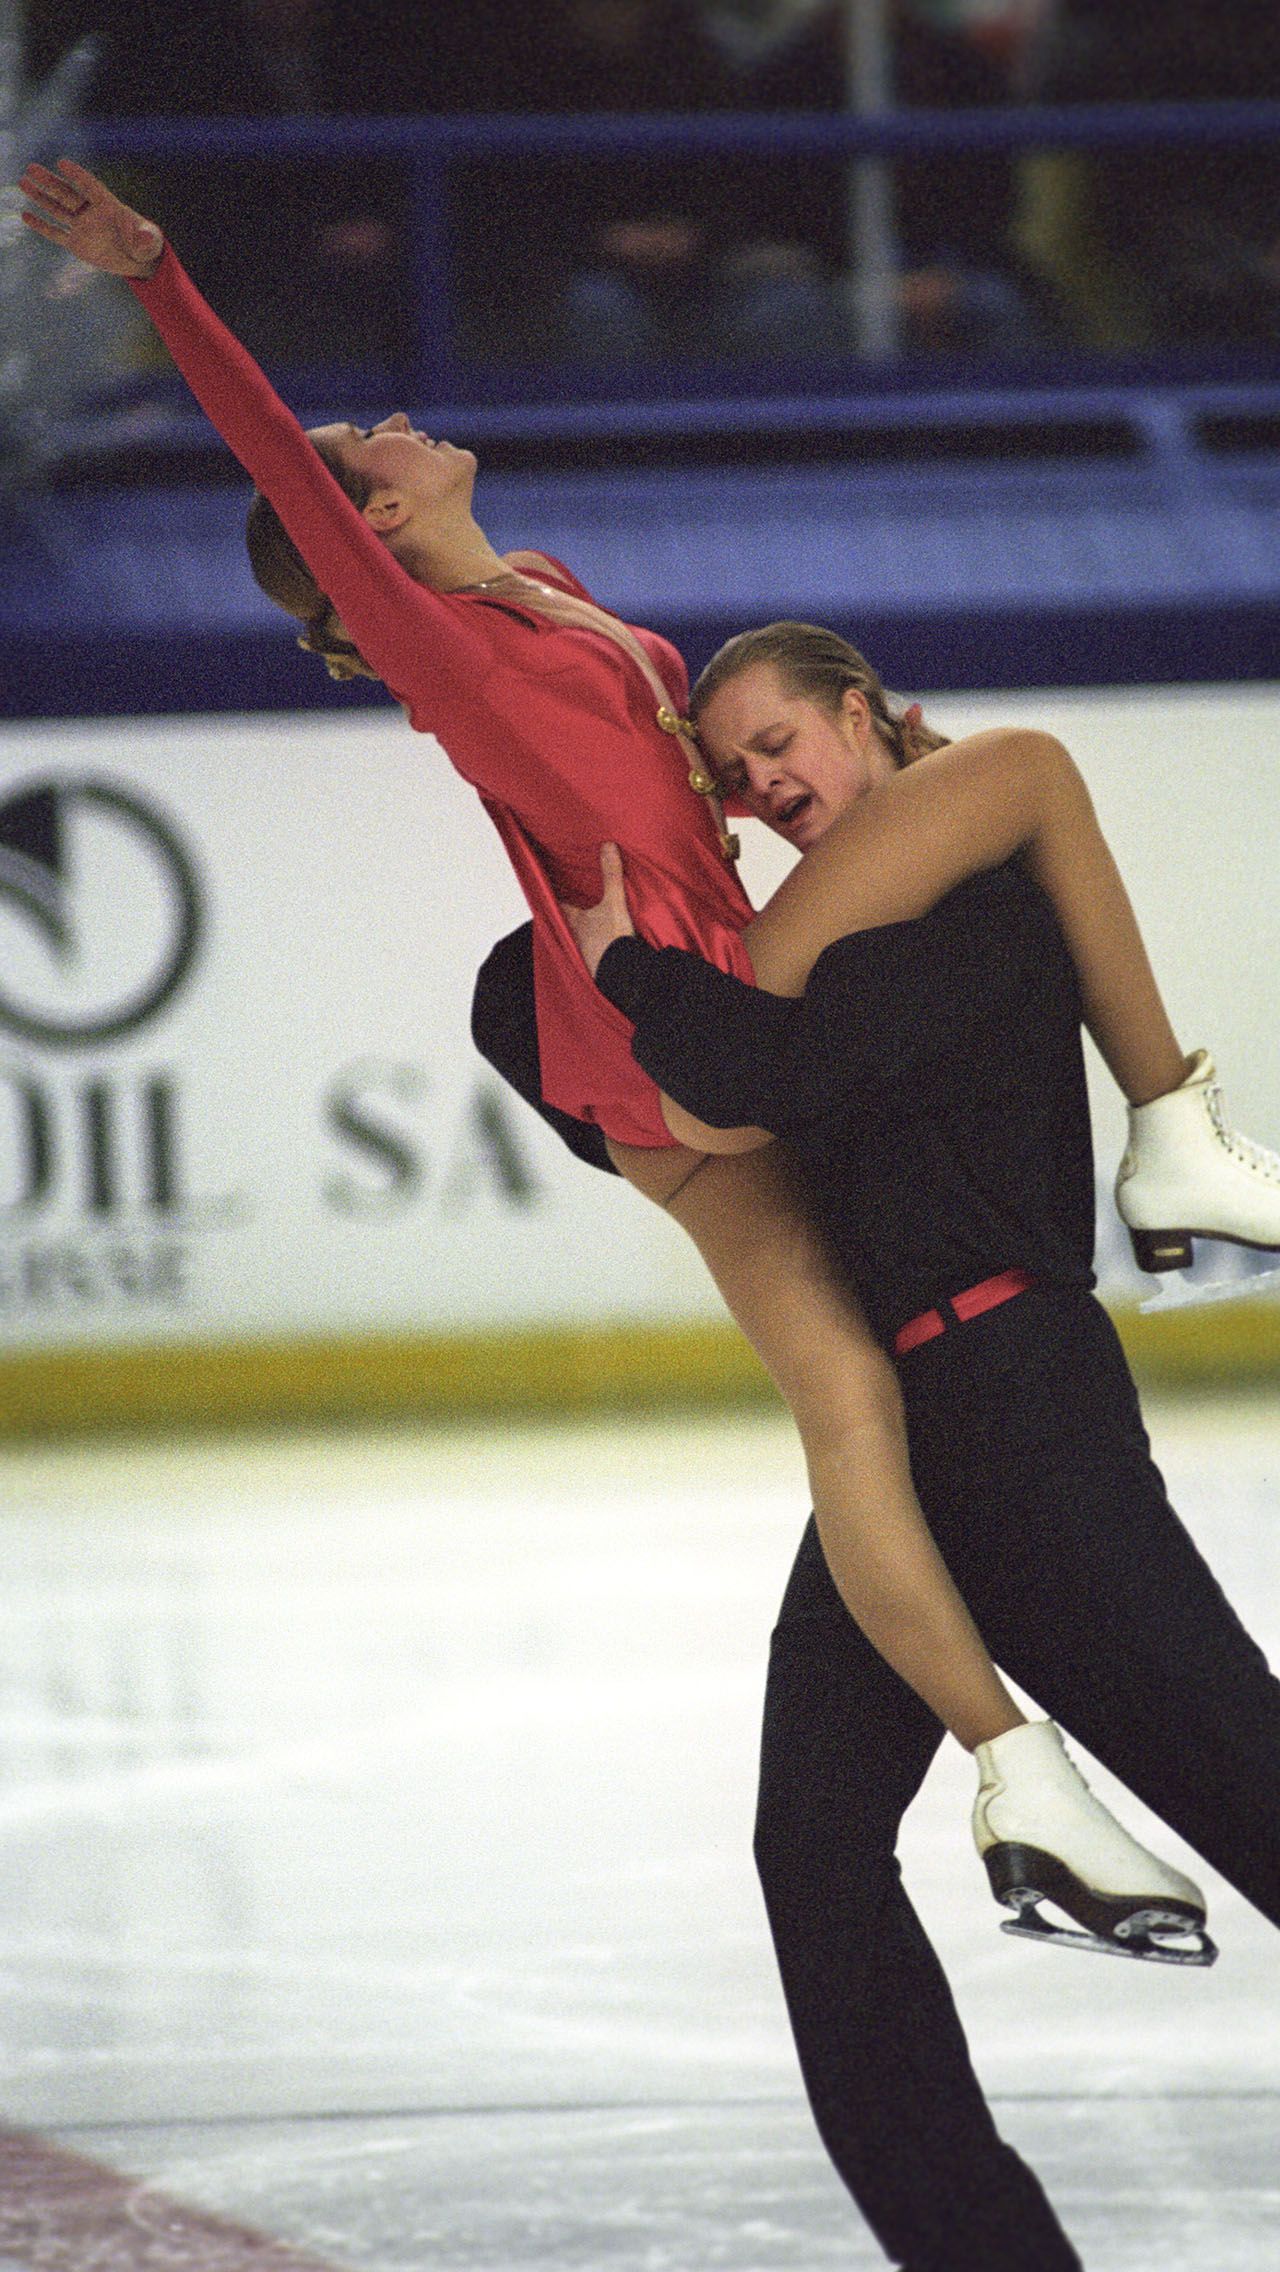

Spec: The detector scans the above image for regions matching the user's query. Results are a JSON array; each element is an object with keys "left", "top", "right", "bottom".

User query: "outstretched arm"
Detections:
[
  {"left": 17, "top": 160, "right": 495, "bottom": 710},
  {"left": 19, "top": 156, "right": 164, "bottom": 274}
]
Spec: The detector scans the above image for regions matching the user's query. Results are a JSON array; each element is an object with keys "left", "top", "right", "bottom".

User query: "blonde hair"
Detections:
[{"left": 689, "top": 621, "right": 949, "bottom": 769}]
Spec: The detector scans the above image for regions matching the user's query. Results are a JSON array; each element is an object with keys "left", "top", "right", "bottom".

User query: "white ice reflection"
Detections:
[
  {"left": 0, "top": 1416, "right": 813, "bottom": 2126},
  {"left": 0, "top": 1398, "right": 1272, "bottom": 2266}
]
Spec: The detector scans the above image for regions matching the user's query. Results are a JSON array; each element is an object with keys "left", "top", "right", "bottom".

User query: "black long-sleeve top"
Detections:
[{"left": 471, "top": 862, "right": 1097, "bottom": 1349}]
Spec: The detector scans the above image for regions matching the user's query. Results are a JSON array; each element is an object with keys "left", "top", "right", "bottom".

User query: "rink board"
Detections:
[
  {"left": 1, "top": 687, "right": 1278, "bottom": 1432},
  {"left": 1, "top": 1307, "right": 1280, "bottom": 1438}
]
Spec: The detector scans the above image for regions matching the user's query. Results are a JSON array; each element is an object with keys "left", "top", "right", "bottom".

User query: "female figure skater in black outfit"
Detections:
[{"left": 474, "top": 624, "right": 1280, "bottom": 2270}]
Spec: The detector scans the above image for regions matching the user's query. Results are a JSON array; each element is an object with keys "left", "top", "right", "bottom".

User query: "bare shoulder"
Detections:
[
  {"left": 933, "top": 723, "right": 1072, "bottom": 771},
  {"left": 951, "top": 722, "right": 1068, "bottom": 753}
]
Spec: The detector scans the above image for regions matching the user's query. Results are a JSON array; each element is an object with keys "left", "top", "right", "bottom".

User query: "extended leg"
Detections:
[
  {"left": 756, "top": 1520, "right": 1084, "bottom": 2272},
  {"left": 612, "top": 1135, "right": 1207, "bottom": 1935},
  {"left": 906, "top": 1290, "right": 1280, "bottom": 1929},
  {"left": 609, "top": 1135, "right": 1022, "bottom": 1751},
  {"left": 656, "top": 731, "right": 1280, "bottom": 1268},
  {"left": 743, "top": 725, "right": 1186, "bottom": 1107}
]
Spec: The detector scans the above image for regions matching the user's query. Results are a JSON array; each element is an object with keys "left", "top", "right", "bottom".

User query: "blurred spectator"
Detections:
[
  {"left": 880, "top": 0, "right": 1060, "bottom": 353},
  {"left": 25, "top": 0, "right": 1061, "bottom": 371},
  {"left": 438, "top": 0, "right": 848, "bottom": 365},
  {"left": 701, "top": 1, "right": 1061, "bottom": 354},
  {"left": 897, "top": 1, "right": 1055, "bottom": 94},
  {"left": 699, "top": 0, "right": 1060, "bottom": 357},
  {"left": 727, "top": 0, "right": 1056, "bottom": 358},
  {"left": 1023, "top": 0, "right": 1280, "bottom": 351},
  {"left": 25, "top": 0, "right": 443, "bottom": 362},
  {"left": 439, "top": 0, "right": 1054, "bottom": 366},
  {"left": 699, "top": 0, "right": 833, "bottom": 71}
]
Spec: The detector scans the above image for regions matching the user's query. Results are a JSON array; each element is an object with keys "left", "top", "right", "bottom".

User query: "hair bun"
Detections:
[{"left": 297, "top": 630, "right": 361, "bottom": 682}]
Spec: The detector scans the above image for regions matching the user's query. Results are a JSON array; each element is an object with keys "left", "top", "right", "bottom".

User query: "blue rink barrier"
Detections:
[
  {"left": 6, "top": 432, "right": 1280, "bottom": 716},
  {"left": 70, "top": 98, "right": 1280, "bottom": 417},
  {"left": 4, "top": 99, "right": 1280, "bottom": 714}
]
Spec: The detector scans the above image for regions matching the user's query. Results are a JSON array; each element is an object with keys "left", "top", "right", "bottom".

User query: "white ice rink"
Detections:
[{"left": 0, "top": 1393, "right": 1276, "bottom": 2269}]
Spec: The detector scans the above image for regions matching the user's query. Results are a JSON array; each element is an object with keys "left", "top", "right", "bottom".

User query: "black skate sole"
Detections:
[
  {"left": 1130, "top": 1226, "right": 1280, "bottom": 1274},
  {"left": 984, "top": 1842, "right": 1218, "bottom": 1966}
]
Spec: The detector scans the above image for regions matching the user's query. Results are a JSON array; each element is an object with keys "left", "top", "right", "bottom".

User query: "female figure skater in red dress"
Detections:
[{"left": 21, "top": 158, "right": 1280, "bottom": 1958}]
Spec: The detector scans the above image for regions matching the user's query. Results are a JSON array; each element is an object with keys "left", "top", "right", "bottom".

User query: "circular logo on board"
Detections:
[{"left": 0, "top": 777, "right": 203, "bottom": 1046}]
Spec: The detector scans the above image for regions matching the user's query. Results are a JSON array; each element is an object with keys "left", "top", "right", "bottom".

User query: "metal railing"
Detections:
[{"left": 61, "top": 98, "right": 1280, "bottom": 433}]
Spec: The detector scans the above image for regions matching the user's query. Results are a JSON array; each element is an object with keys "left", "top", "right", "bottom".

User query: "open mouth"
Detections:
[{"left": 777, "top": 793, "right": 812, "bottom": 829}]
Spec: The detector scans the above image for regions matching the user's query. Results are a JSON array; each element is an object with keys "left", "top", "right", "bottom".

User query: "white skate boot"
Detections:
[
  {"left": 972, "top": 1720, "right": 1216, "bottom": 1965},
  {"left": 1115, "top": 1049, "right": 1280, "bottom": 1274}
]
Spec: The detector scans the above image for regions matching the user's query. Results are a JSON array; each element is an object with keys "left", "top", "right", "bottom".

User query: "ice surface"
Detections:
[{"left": 0, "top": 1397, "right": 1273, "bottom": 2267}]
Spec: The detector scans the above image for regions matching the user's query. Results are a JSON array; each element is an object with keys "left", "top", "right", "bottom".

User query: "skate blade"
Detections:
[
  {"left": 999, "top": 1903, "right": 1218, "bottom": 1967},
  {"left": 1139, "top": 1263, "right": 1280, "bottom": 1315}
]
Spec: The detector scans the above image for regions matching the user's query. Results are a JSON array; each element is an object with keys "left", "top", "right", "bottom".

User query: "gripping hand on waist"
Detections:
[{"left": 559, "top": 842, "right": 635, "bottom": 982}]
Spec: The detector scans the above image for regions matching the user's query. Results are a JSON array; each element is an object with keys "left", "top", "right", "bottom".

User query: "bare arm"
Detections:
[
  {"left": 18, "top": 161, "right": 502, "bottom": 717},
  {"left": 743, "top": 725, "right": 1186, "bottom": 1107},
  {"left": 567, "top": 726, "right": 1185, "bottom": 1129}
]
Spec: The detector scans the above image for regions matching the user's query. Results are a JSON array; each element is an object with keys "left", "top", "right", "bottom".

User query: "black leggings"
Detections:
[{"left": 755, "top": 1285, "right": 1280, "bottom": 2272}]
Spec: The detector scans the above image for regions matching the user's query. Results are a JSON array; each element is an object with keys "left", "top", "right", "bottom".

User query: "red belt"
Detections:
[{"left": 893, "top": 1268, "right": 1036, "bottom": 1357}]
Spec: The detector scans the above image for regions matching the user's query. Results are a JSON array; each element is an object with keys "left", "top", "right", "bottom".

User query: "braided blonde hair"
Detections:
[{"left": 689, "top": 622, "right": 948, "bottom": 770}]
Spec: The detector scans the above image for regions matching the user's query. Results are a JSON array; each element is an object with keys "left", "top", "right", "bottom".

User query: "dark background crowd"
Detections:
[{"left": 22, "top": 0, "right": 1280, "bottom": 373}]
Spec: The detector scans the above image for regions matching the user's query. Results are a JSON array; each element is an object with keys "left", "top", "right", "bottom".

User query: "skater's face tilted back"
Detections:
[
  {"left": 307, "top": 415, "right": 480, "bottom": 538},
  {"left": 245, "top": 413, "right": 492, "bottom": 681},
  {"left": 690, "top": 623, "right": 949, "bottom": 852}
]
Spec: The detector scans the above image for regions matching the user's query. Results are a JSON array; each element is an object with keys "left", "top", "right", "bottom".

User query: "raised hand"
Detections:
[
  {"left": 559, "top": 842, "right": 636, "bottom": 980},
  {"left": 17, "top": 158, "right": 164, "bottom": 278}
]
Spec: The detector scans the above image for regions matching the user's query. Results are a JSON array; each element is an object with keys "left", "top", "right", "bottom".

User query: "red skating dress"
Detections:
[{"left": 131, "top": 251, "right": 756, "bottom": 1147}]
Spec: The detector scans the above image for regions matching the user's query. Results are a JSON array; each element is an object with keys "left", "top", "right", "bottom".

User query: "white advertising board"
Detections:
[
  {"left": 0, "top": 711, "right": 717, "bottom": 1353},
  {"left": 1, "top": 685, "right": 1278, "bottom": 1363}
]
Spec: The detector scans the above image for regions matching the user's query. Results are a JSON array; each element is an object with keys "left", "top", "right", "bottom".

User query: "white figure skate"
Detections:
[
  {"left": 1116, "top": 1050, "right": 1280, "bottom": 1276},
  {"left": 973, "top": 1721, "right": 1217, "bottom": 1966}
]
